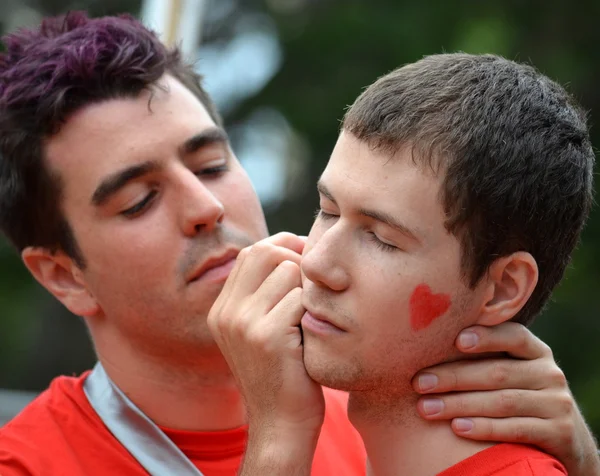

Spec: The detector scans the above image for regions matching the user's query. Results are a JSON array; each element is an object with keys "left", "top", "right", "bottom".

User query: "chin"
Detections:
[{"left": 303, "top": 348, "right": 364, "bottom": 391}]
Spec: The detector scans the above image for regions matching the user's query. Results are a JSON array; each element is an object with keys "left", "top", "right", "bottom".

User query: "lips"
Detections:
[
  {"left": 301, "top": 306, "right": 346, "bottom": 333},
  {"left": 188, "top": 249, "right": 240, "bottom": 283}
]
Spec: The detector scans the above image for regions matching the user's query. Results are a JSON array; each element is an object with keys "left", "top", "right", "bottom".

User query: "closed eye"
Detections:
[
  {"left": 314, "top": 208, "right": 338, "bottom": 220},
  {"left": 121, "top": 190, "right": 158, "bottom": 218},
  {"left": 195, "top": 165, "right": 228, "bottom": 177},
  {"left": 367, "top": 232, "right": 398, "bottom": 252}
]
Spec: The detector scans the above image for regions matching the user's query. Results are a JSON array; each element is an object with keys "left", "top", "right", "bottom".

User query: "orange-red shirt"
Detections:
[
  {"left": 437, "top": 443, "right": 567, "bottom": 476},
  {"left": 0, "top": 373, "right": 366, "bottom": 475}
]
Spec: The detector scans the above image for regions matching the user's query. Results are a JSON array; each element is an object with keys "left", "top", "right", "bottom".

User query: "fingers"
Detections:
[
  {"left": 455, "top": 322, "right": 552, "bottom": 360},
  {"left": 209, "top": 233, "right": 306, "bottom": 341},
  {"left": 264, "top": 232, "right": 307, "bottom": 254},
  {"left": 266, "top": 287, "right": 305, "bottom": 337},
  {"left": 416, "top": 389, "right": 572, "bottom": 420},
  {"left": 251, "top": 261, "right": 302, "bottom": 315},
  {"left": 222, "top": 235, "right": 303, "bottom": 304},
  {"left": 209, "top": 261, "right": 300, "bottom": 339},
  {"left": 239, "top": 287, "right": 305, "bottom": 359},
  {"left": 450, "top": 416, "right": 574, "bottom": 454},
  {"left": 413, "top": 357, "right": 566, "bottom": 394}
]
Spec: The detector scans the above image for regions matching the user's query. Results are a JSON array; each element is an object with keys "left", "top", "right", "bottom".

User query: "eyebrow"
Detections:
[
  {"left": 316, "top": 180, "right": 421, "bottom": 243},
  {"left": 91, "top": 161, "right": 161, "bottom": 206},
  {"left": 91, "top": 128, "right": 230, "bottom": 207},
  {"left": 180, "top": 127, "right": 229, "bottom": 155}
]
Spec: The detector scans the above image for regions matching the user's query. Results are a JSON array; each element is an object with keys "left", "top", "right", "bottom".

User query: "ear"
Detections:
[
  {"left": 21, "top": 247, "right": 100, "bottom": 318},
  {"left": 475, "top": 252, "right": 538, "bottom": 326}
]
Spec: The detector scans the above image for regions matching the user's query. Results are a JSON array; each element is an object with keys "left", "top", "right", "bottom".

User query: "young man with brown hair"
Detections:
[{"left": 210, "top": 53, "right": 600, "bottom": 475}]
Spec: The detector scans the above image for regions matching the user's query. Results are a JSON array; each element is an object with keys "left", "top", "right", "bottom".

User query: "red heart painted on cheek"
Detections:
[{"left": 409, "top": 284, "right": 451, "bottom": 331}]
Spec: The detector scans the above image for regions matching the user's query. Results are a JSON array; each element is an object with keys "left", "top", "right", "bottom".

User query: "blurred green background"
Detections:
[{"left": 1, "top": 0, "right": 599, "bottom": 438}]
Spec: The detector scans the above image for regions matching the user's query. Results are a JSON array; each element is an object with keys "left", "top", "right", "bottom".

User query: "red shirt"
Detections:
[
  {"left": 437, "top": 443, "right": 567, "bottom": 475},
  {"left": 0, "top": 373, "right": 366, "bottom": 475}
]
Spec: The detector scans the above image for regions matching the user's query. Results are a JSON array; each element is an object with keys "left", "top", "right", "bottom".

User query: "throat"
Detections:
[
  {"left": 348, "top": 391, "right": 494, "bottom": 476},
  {"left": 98, "top": 354, "right": 247, "bottom": 431}
]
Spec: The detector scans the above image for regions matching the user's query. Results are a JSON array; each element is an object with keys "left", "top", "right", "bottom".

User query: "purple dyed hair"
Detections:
[{"left": 0, "top": 11, "right": 221, "bottom": 266}]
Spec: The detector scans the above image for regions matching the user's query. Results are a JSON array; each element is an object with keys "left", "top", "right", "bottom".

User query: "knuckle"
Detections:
[
  {"left": 549, "top": 367, "right": 568, "bottom": 388},
  {"left": 246, "top": 326, "right": 270, "bottom": 348},
  {"left": 448, "top": 396, "right": 468, "bottom": 415},
  {"left": 279, "top": 260, "right": 300, "bottom": 273},
  {"left": 445, "top": 368, "right": 459, "bottom": 390},
  {"left": 490, "top": 362, "right": 511, "bottom": 386},
  {"left": 555, "top": 417, "right": 575, "bottom": 444},
  {"left": 274, "top": 231, "right": 296, "bottom": 241},
  {"left": 206, "top": 311, "right": 217, "bottom": 330},
  {"left": 498, "top": 391, "right": 520, "bottom": 414},
  {"left": 554, "top": 391, "right": 575, "bottom": 415},
  {"left": 229, "top": 317, "right": 248, "bottom": 338},
  {"left": 237, "top": 246, "right": 251, "bottom": 260},
  {"left": 513, "top": 327, "right": 530, "bottom": 350},
  {"left": 540, "top": 341, "right": 554, "bottom": 357},
  {"left": 249, "top": 242, "right": 272, "bottom": 257},
  {"left": 208, "top": 307, "right": 226, "bottom": 331},
  {"left": 513, "top": 423, "right": 534, "bottom": 443},
  {"left": 288, "top": 286, "right": 303, "bottom": 299}
]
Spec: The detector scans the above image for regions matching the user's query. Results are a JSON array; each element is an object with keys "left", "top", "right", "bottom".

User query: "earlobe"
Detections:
[
  {"left": 476, "top": 252, "right": 539, "bottom": 326},
  {"left": 21, "top": 247, "right": 100, "bottom": 318}
]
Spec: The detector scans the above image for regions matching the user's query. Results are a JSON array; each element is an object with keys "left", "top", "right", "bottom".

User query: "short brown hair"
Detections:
[{"left": 343, "top": 53, "right": 594, "bottom": 325}]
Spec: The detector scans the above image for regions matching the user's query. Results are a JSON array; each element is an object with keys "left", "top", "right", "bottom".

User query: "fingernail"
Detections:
[
  {"left": 458, "top": 331, "right": 478, "bottom": 350},
  {"left": 454, "top": 418, "right": 474, "bottom": 433},
  {"left": 422, "top": 398, "right": 444, "bottom": 416},
  {"left": 418, "top": 373, "right": 438, "bottom": 392}
]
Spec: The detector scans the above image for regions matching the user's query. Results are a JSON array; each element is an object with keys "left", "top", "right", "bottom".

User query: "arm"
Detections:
[
  {"left": 412, "top": 322, "right": 600, "bottom": 476},
  {"left": 240, "top": 425, "right": 321, "bottom": 476},
  {"left": 207, "top": 233, "right": 323, "bottom": 476}
]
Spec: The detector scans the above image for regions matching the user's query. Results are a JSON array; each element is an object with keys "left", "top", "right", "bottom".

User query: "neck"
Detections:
[
  {"left": 348, "top": 389, "right": 494, "bottom": 476},
  {"left": 93, "top": 332, "right": 246, "bottom": 431}
]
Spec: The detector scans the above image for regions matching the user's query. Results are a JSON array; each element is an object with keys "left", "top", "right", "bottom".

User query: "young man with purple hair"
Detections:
[{"left": 0, "top": 11, "right": 597, "bottom": 476}]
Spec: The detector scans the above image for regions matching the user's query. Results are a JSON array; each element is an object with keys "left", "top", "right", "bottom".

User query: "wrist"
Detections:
[{"left": 240, "top": 424, "right": 322, "bottom": 476}]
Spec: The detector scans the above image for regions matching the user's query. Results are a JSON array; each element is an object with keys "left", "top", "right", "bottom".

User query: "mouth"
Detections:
[
  {"left": 188, "top": 249, "right": 240, "bottom": 284},
  {"left": 301, "top": 307, "right": 346, "bottom": 335}
]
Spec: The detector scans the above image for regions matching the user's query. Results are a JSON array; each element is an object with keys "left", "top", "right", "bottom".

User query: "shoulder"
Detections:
[
  {"left": 1, "top": 372, "right": 90, "bottom": 432},
  {"left": 440, "top": 444, "right": 566, "bottom": 476},
  {"left": 0, "top": 373, "right": 92, "bottom": 472},
  {"left": 496, "top": 445, "right": 566, "bottom": 475},
  {"left": 521, "top": 452, "right": 567, "bottom": 475}
]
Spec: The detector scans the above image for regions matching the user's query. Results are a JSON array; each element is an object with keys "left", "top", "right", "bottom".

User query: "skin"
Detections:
[{"left": 13, "top": 74, "right": 598, "bottom": 474}]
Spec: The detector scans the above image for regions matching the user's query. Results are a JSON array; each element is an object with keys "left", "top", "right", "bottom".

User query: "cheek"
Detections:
[
  {"left": 409, "top": 283, "right": 452, "bottom": 332},
  {"left": 219, "top": 173, "right": 266, "bottom": 227}
]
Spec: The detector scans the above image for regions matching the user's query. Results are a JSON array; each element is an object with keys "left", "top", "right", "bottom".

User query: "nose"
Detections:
[
  {"left": 178, "top": 171, "right": 225, "bottom": 236},
  {"left": 301, "top": 223, "right": 350, "bottom": 292}
]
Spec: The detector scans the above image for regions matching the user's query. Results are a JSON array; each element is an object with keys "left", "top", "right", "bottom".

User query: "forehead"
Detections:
[
  {"left": 43, "top": 75, "right": 217, "bottom": 200},
  {"left": 323, "top": 132, "right": 440, "bottom": 206},
  {"left": 320, "top": 132, "right": 453, "bottom": 247}
]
